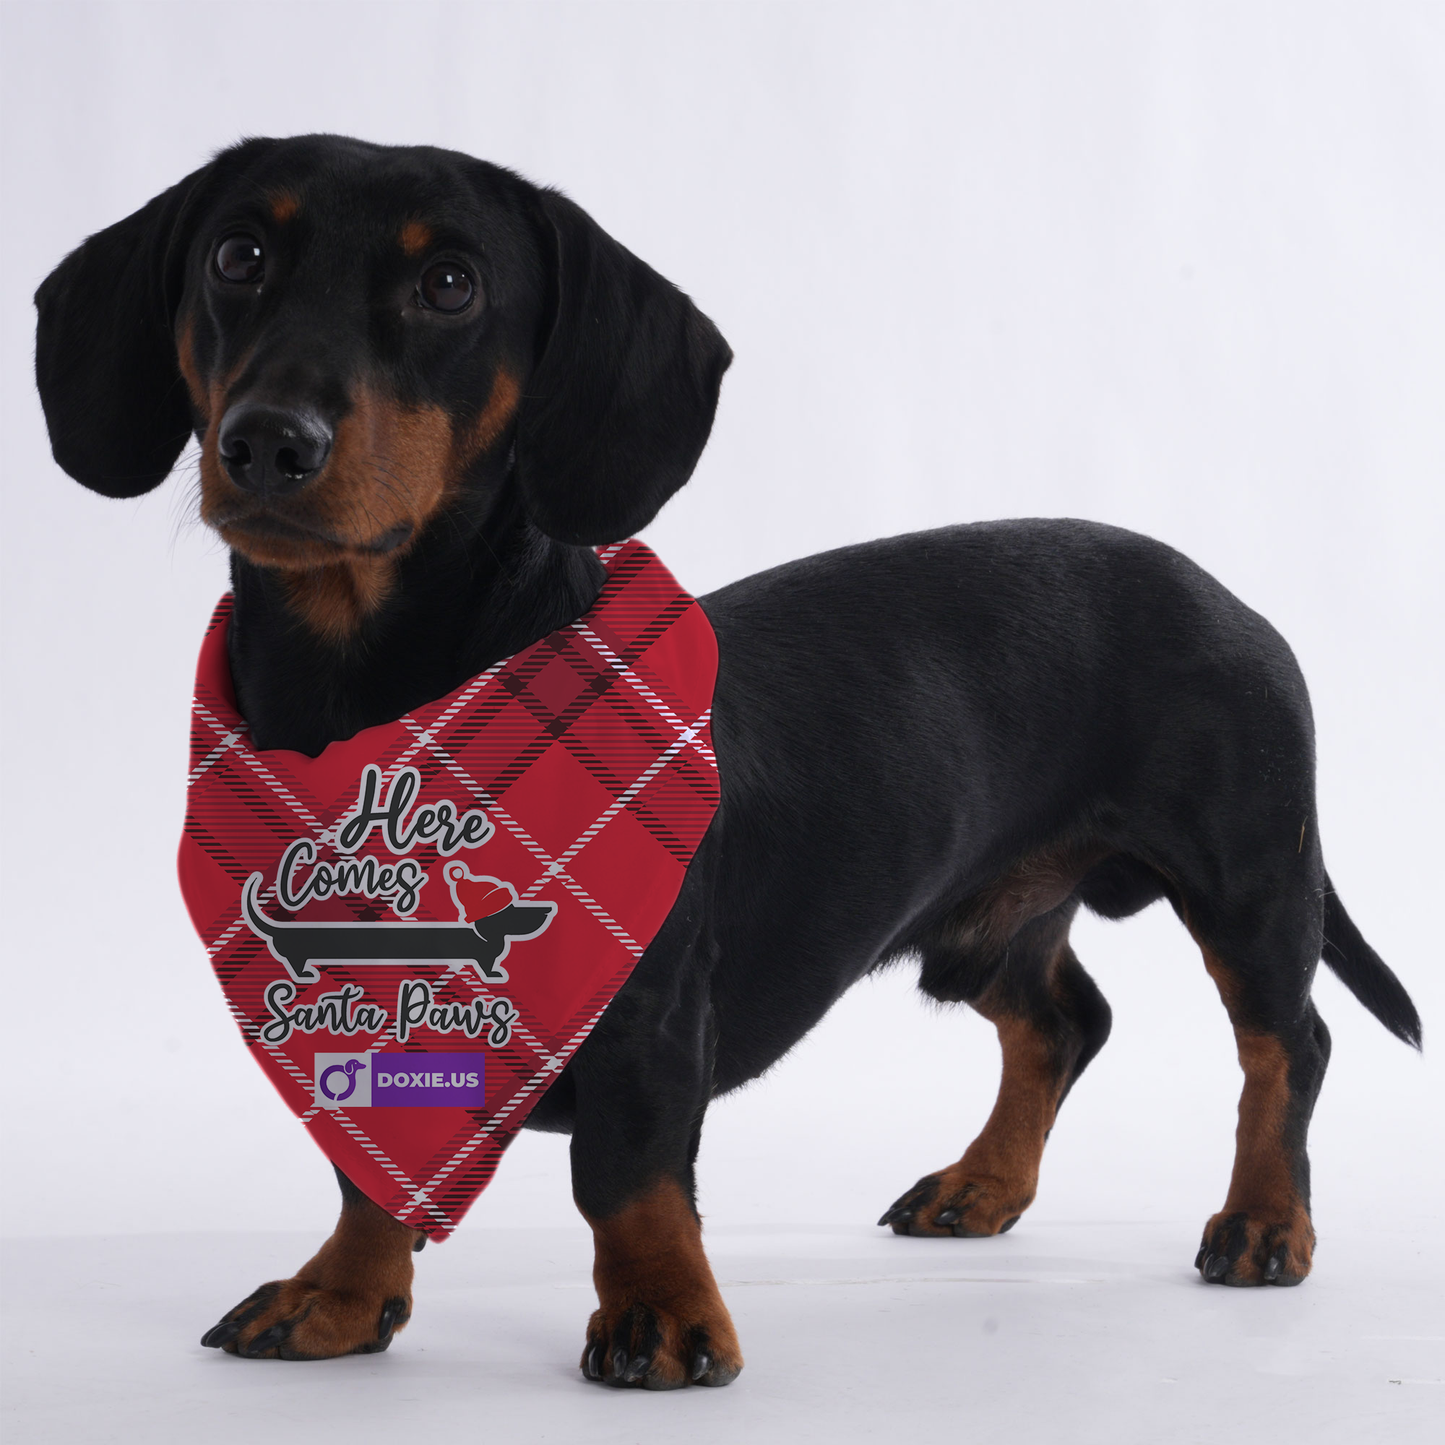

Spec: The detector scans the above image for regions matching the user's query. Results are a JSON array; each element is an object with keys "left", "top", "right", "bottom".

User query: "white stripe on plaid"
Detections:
[
  {"left": 523, "top": 707, "right": 709, "bottom": 896},
  {"left": 193, "top": 700, "right": 328, "bottom": 847},
  {"left": 400, "top": 719, "right": 647, "bottom": 958},
  {"left": 187, "top": 712, "right": 246, "bottom": 787},
  {"left": 571, "top": 620, "right": 718, "bottom": 767},
  {"left": 207, "top": 915, "right": 247, "bottom": 958},
  {"left": 390, "top": 658, "right": 509, "bottom": 774},
  {"left": 193, "top": 702, "right": 368, "bottom": 905},
  {"left": 326, "top": 1109, "right": 455, "bottom": 1230}
]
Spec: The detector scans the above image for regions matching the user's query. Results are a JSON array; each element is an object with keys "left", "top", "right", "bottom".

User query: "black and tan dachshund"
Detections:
[{"left": 35, "top": 134, "right": 1419, "bottom": 1389}]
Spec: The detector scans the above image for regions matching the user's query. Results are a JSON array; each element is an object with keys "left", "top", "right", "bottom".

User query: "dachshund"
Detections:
[{"left": 34, "top": 133, "right": 1420, "bottom": 1389}]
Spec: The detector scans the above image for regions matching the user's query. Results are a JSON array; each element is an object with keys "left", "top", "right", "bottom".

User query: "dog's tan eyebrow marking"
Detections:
[
  {"left": 400, "top": 220, "right": 433, "bottom": 256},
  {"left": 269, "top": 191, "right": 301, "bottom": 224}
]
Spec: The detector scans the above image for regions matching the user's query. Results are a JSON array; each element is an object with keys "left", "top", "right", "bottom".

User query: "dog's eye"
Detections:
[
  {"left": 215, "top": 235, "right": 265, "bottom": 285},
  {"left": 418, "top": 262, "right": 476, "bottom": 314}
]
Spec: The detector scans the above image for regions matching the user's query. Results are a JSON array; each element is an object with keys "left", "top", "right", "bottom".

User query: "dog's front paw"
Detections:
[
  {"left": 580, "top": 1301, "right": 742, "bottom": 1390},
  {"left": 200, "top": 1279, "right": 411, "bottom": 1360},
  {"left": 1195, "top": 1207, "right": 1314, "bottom": 1286},
  {"left": 878, "top": 1166, "right": 1033, "bottom": 1238}
]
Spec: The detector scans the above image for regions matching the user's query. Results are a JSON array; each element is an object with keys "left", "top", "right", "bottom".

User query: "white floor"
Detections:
[{"left": 4, "top": 1218, "right": 1439, "bottom": 1445}]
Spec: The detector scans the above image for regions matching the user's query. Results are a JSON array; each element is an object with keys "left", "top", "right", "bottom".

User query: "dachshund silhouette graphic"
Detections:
[
  {"left": 242, "top": 861, "right": 556, "bottom": 984},
  {"left": 318, "top": 1058, "right": 367, "bottom": 1102}
]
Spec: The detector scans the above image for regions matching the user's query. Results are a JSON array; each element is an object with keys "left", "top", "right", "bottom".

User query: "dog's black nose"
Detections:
[{"left": 218, "top": 404, "right": 333, "bottom": 495}]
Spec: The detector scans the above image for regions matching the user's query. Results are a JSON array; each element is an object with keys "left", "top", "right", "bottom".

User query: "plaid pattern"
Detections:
[{"left": 179, "top": 541, "right": 720, "bottom": 1239}]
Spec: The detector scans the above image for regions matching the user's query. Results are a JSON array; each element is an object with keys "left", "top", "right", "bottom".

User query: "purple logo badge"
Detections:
[
  {"left": 319, "top": 1058, "right": 366, "bottom": 1101},
  {"left": 313, "top": 1051, "right": 485, "bottom": 1108}
]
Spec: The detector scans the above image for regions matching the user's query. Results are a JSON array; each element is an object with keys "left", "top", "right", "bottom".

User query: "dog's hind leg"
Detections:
[
  {"left": 880, "top": 900, "right": 1112, "bottom": 1237},
  {"left": 1188, "top": 882, "right": 1330, "bottom": 1287},
  {"left": 199, "top": 1167, "right": 422, "bottom": 1360}
]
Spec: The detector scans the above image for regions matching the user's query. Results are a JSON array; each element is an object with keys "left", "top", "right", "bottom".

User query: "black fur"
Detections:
[
  {"left": 1321, "top": 876, "right": 1420, "bottom": 1045},
  {"left": 35, "top": 135, "right": 1418, "bottom": 1372},
  {"left": 35, "top": 143, "right": 279, "bottom": 496},
  {"left": 516, "top": 188, "right": 735, "bottom": 545}
]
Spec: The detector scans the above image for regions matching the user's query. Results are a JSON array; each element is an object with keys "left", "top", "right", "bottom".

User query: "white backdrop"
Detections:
[{"left": 2, "top": 1, "right": 1441, "bottom": 1266}]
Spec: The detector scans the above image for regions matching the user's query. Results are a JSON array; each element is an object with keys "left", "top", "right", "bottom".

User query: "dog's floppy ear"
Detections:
[
  {"left": 33, "top": 148, "right": 263, "bottom": 498},
  {"left": 515, "top": 190, "right": 732, "bottom": 546}
]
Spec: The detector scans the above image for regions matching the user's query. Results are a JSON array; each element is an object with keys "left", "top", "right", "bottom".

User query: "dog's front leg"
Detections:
[
  {"left": 200, "top": 1167, "right": 422, "bottom": 1360},
  {"left": 569, "top": 935, "right": 742, "bottom": 1390}
]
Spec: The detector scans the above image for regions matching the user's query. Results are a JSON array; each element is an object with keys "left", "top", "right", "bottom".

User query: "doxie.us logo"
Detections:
[
  {"left": 314, "top": 1052, "right": 372, "bottom": 1109},
  {"left": 313, "top": 1051, "right": 486, "bottom": 1108}
]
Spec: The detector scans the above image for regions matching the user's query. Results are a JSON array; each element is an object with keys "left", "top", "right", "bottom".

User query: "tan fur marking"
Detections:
[
  {"left": 896, "top": 983, "right": 1067, "bottom": 1237},
  {"left": 459, "top": 369, "right": 522, "bottom": 459},
  {"left": 400, "top": 220, "right": 433, "bottom": 256},
  {"left": 269, "top": 191, "right": 300, "bottom": 224},
  {"left": 963, "top": 1011, "right": 1060, "bottom": 1181},
  {"left": 1221, "top": 1030, "right": 1300, "bottom": 1217},
  {"left": 1201, "top": 946, "right": 1245, "bottom": 1017},
  {"left": 283, "top": 556, "right": 397, "bottom": 645},
  {"left": 1198, "top": 947, "right": 1315, "bottom": 1281},
  {"left": 175, "top": 316, "right": 207, "bottom": 417},
  {"left": 1201, "top": 949, "right": 1298, "bottom": 1216},
  {"left": 267, "top": 393, "right": 456, "bottom": 638},
  {"left": 214, "top": 1189, "right": 421, "bottom": 1359},
  {"left": 582, "top": 1176, "right": 742, "bottom": 1386},
  {"left": 323, "top": 389, "right": 455, "bottom": 546}
]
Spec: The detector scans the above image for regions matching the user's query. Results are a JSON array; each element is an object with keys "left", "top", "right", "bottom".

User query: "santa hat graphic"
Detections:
[{"left": 443, "top": 861, "right": 524, "bottom": 924}]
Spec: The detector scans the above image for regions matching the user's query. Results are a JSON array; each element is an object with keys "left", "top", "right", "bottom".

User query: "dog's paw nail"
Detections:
[
  {"left": 691, "top": 1349, "right": 712, "bottom": 1382},
  {"left": 999, "top": 1214, "right": 1021, "bottom": 1234},
  {"left": 934, "top": 1208, "right": 960, "bottom": 1225},
  {"left": 1195, "top": 1245, "right": 1209, "bottom": 1269},
  {"left": 1204, "top": 1254, "right": 1230, "bottom": 1282},
  {"left": 1264, "top": 1251, "right": 1284, "bottom": 1282},
  {"left": 584, "top": 1345, "right": 603, "bottom": 1380},
  {"left": 377, "top": 1296, "right": 407, "bottom": 1339},
  {"left": 610, "top": 1347, "right": 628, "bottom": 1381},
  {"left": 624, "top": 1353, "right": 650, "bottom": 1383},
  {"left": 243, "top": 1324, "right": 288, "bottom": 1356},
  {"left": 200, "top": 1319, "right": 240, "bottom": 1349}
]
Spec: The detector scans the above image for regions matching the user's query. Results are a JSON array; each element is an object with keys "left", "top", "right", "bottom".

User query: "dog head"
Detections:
[{"left": 35, "top": 135, "right": 731, "bottom": 620}]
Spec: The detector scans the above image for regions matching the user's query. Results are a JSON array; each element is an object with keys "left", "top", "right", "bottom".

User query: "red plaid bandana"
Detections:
[{"left": 179, "top": 541, "right": 720, "bottom": 1238}]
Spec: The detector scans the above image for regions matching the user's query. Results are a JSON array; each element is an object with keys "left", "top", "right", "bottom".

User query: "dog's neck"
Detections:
[{"left": 227, "top": 486, "right": 606, "bottom": 756}]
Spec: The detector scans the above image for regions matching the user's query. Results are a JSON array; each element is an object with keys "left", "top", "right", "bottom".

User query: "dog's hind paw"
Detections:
[
  {"left": 580, "top": 1303, "right": 742, "bottom": 1390},
  {"left": 878, "top": 1166, "right": 1033, "bottom": 1238},
  {"left": 200, "top": 1279, "right": 411, "bottom": 1360},
  {"left": 1195, "top": 1208, "right": 1314, "bottom": 1287}
]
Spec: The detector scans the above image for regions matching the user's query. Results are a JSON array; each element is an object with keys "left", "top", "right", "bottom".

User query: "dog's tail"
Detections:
[{"left": 1320, "top": 875, "right": 1421, "bottom": 1048}]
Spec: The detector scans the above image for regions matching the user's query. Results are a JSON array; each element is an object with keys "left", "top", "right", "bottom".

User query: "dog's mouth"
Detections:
[{"left": 213, "top": 507, "right": 415, "bottom": 567}]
